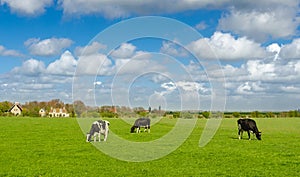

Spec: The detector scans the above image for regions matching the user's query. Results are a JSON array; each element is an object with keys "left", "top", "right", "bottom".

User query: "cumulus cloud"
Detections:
[
  {"left": 25, "top": 37, "right": 73, "bottom": 56},
  {"left": 4, "top": 51, "right": 79, "bottom": 104},
  {"left": 58, "top": 0, "right": 230, "bottom": 18},
  {"left": 1, "top": 0, "right": 52, "bottom": 16},
  {"left": 113, "top": 52, "right": 161, "bottom": 75},
  {"left": 236, "top": 82, "right": 265, "bottom": 95},
  {"left": 159, "top": 81, "right": 207, "bottom": 96},
  {"left": 110, "top": 43, "right": 136, "bottom": 59},
  {"left": 246, "top": 60, "right": 276, "bottom": 80},
  {"left": 266, "top": 43, "right": 281, "bottom": 60},
  {"left": 195, "top": 21, "right": 208, "bottom": 30},
  {"left": 12, "top": 59, "right": 46, "bottom": 76},
  {"left": 161, "top": 82, "right": 177, "bottom": 92},
  {"left": 75, "top": 42, "right": 106, "bottom": 56},
  {"left": 280, "top": 38, "right": 300, "bottom": 59},
  {"left": 0, "top": 45, "right": 23, "bottom": 57},
  {"left": 76, "top": 52, "right": 112, "bottom": 75},
  {"left": 160, "top": 41, "right": 188, "bottom": 57},
  {"left": 47, "top": 50, "right": 77, "bottom": 75},
  {"left": 187, "top": 32, "right": 267, "bottom": 60},
  {"left": 218, "top": 7, "right": 299, "bottom": 42}
]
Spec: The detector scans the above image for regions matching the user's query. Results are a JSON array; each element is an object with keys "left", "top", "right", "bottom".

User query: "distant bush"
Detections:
[{"left": 100, "top": 112, "right": 118, "bottom": 118}]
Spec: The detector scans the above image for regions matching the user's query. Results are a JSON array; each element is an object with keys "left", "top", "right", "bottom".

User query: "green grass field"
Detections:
[{"left": 0, "top": 117, "right": 299, "bottom": 176}]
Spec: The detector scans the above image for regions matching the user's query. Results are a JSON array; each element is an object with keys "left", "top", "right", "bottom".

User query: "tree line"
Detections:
[
  {"left": 0, "top": 99, "right": 299, "bottom": 118},
  {"left": 0, "top": 99, "right": 76, "bottom": 117}
]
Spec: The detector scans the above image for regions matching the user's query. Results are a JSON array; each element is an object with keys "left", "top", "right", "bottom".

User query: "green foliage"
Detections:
[
  {"left": 100, "top": 111, "right": 118, "bottom": 118},
  {"left": 73, "top": 100, "right": 86, "bottom": 117},
  {"left": 232, "top": 112, "right": 240, "bottom": 118},
  {"left": 202, "top": 111, "right": 210, "bottom": 118},
  {"left": 180, "top": 112, "right": 194, "bottom": 119},
  {"left": 0, "top": 101, "right": 12, "bottom": 115},
  {"left": 251, "top": 111, "right": 260, "bottom": 118},
  {"left": 81, "top": 110, "right": 99, "bottom": 118}
]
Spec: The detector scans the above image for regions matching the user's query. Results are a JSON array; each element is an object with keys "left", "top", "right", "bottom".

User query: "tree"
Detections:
[
  {"left": 202, "top": 111, "right": 210, "bottom": 119},
  {"left": 73, "top": 100, "right": 86, "bottom": 117},
  {"left": 0, "top": 101, "right": 13, "bottom": 115},
  {"left": 232, "top": 112, "right": 240, "bottom": 118},
  {"left": 181, "top": 112, "right": 193, "bottom": 119},
  {"left": 251, "top": 111, "right": 260, "bottom": 118}
]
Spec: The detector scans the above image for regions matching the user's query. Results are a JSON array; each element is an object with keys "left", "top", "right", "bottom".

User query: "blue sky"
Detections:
[{"left": 0, "top": 0, "right": 299, "bottom": 111}]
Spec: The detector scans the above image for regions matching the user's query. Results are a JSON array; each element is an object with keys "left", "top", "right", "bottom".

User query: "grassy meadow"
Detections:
[{"left": 0, "top": 117, "right": 299, "bottom": 176}]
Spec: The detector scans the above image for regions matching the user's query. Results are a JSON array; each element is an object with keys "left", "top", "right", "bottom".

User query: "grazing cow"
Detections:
[
  {"left": 86, "top": 120, "right": 110, "bottom": 142},
  {"left": 237, "top": 118, "right": 261, "bottom": 140},
  {"left": 130, "top": 118, "right": 151, "bottom": 133}
]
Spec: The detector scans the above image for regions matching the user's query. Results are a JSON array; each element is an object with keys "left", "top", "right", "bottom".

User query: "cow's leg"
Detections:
[
  {"left": 103, "top": 131, "right": 108, "bottom": 141},
  {"left": 238, "top": 124, "right": 242, "bottom": 139},
  {"left": 86, "top": 134, "right": 90, "bottom": 142},
  {"left": 103, "top": 134, "right": 106, "bottom": 141},
  {"left": 98, "top": 132, "right": 101, "bottom": 142},
  {"left": 247, "top": 131, "right": 251, "bottom": 140},
  {"left": 238, "top": 129, "right": 242, "bottom": 139},
  {"left": 137, "top": 127, "right": 140, "bottom": 133},
  {"left": 93, "top": 134, "right": 97, "bottom": 142}
]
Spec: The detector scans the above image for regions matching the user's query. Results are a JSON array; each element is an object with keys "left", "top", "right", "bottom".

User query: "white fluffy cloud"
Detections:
[
  {"left": 110, "top": 43, "right": 136, "bottom": 59},
  {"left": 10, "top": 50, "right": 78, "bottom": 76},
  {"left": 0, "top": 45, "right": 23, "bottom": 57},
  {"left": 236, "top": 82, "right": 265, "bottom": 95},
  {"left": 280, "top": 38, "right": 300, "bottom": 59},
  {"left": 75, "top": 42, "right": 106, "bottom": 56},
  {"left": 160, "top": 41, "right": 188, "bottom": 57},
  {"left": 187, "top": 32, "right": 267, "bottom": 60},
  {"left": 160, "top": 81, "right": 207, "bottom": 95},
  {"left": 246, "top": 60, "right": 276, "bottom": 80},
  {"left": 47, "top": 50, "right": 77, "bottom": 75},
  {"left": 1, "top": 0, "right": 52, "bottom": 16},
  {"left": 218, "top": 7, "right": 299, "bottom": 42},
  {"left": 3, "top": 50, "right": 79, "bottom": 104},
  {"left": 12, "top": 58, "right": 45, "bottom": 75},
  {"left": 25, "top": 38, "right": 73, "bottom": 56}
]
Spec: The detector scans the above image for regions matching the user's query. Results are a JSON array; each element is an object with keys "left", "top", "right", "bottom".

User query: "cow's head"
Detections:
[
  {"left": 86, "top": 133, "right": 91, "bottom": 142},
  {"left": 105, "top": 120, "right": 110, "bottom": 126},
  {"left": 256, "top": 132, "right": 262, "bottom": 140},
  {"left": 130, "top": 126, "right": 135, "bottom": 133}
]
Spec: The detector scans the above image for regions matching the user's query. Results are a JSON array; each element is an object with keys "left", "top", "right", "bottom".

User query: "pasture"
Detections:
[{"left": 0, "top": 117, "right": 299, "bottom": 176}]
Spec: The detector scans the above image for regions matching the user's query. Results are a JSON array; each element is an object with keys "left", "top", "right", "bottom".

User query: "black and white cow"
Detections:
[
  {"left": 86, "top": 120, "right": 110, "bottom": 142},
  {"left": 130, "top": 118, "right": 151, "bottom": 133},
  {"left": 237, "top": 118, "right": 261, "bottom": 140}
]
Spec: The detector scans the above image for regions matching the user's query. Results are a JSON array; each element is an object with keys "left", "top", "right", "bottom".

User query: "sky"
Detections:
[{"left": 0, "top": 0, "right": 299, "bottom": 111}]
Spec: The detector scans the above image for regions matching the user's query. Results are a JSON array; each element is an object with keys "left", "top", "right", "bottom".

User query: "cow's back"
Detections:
[
  {"left": 238, "top": 118, "right": 258, "bottom": 132},
  {"left": 134, "top": 118, "right": 150, "bottom": 126}
]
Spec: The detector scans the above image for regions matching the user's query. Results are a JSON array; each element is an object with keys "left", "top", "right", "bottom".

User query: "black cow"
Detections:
[
  {"left": 237, "top": 118, "right": 261, "bottom": 140},
  {"left": 130, "top": 118, "right": 151, "bottom": 133}
]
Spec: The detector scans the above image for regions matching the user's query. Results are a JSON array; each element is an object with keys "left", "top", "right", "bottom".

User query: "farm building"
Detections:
[
  {"left": 39, "top": 109, "right": 46, "bottom": 117},
  {"left": 9, "top": 102, "right": 22, "bottom": 116},
  {"left": 48, "top": 107, "right": 69, "bottom": 117}
]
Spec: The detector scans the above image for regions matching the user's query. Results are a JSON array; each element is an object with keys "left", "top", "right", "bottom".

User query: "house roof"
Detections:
[{"left": 8, "top": 103, "right": 23, "bottom": 112}]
